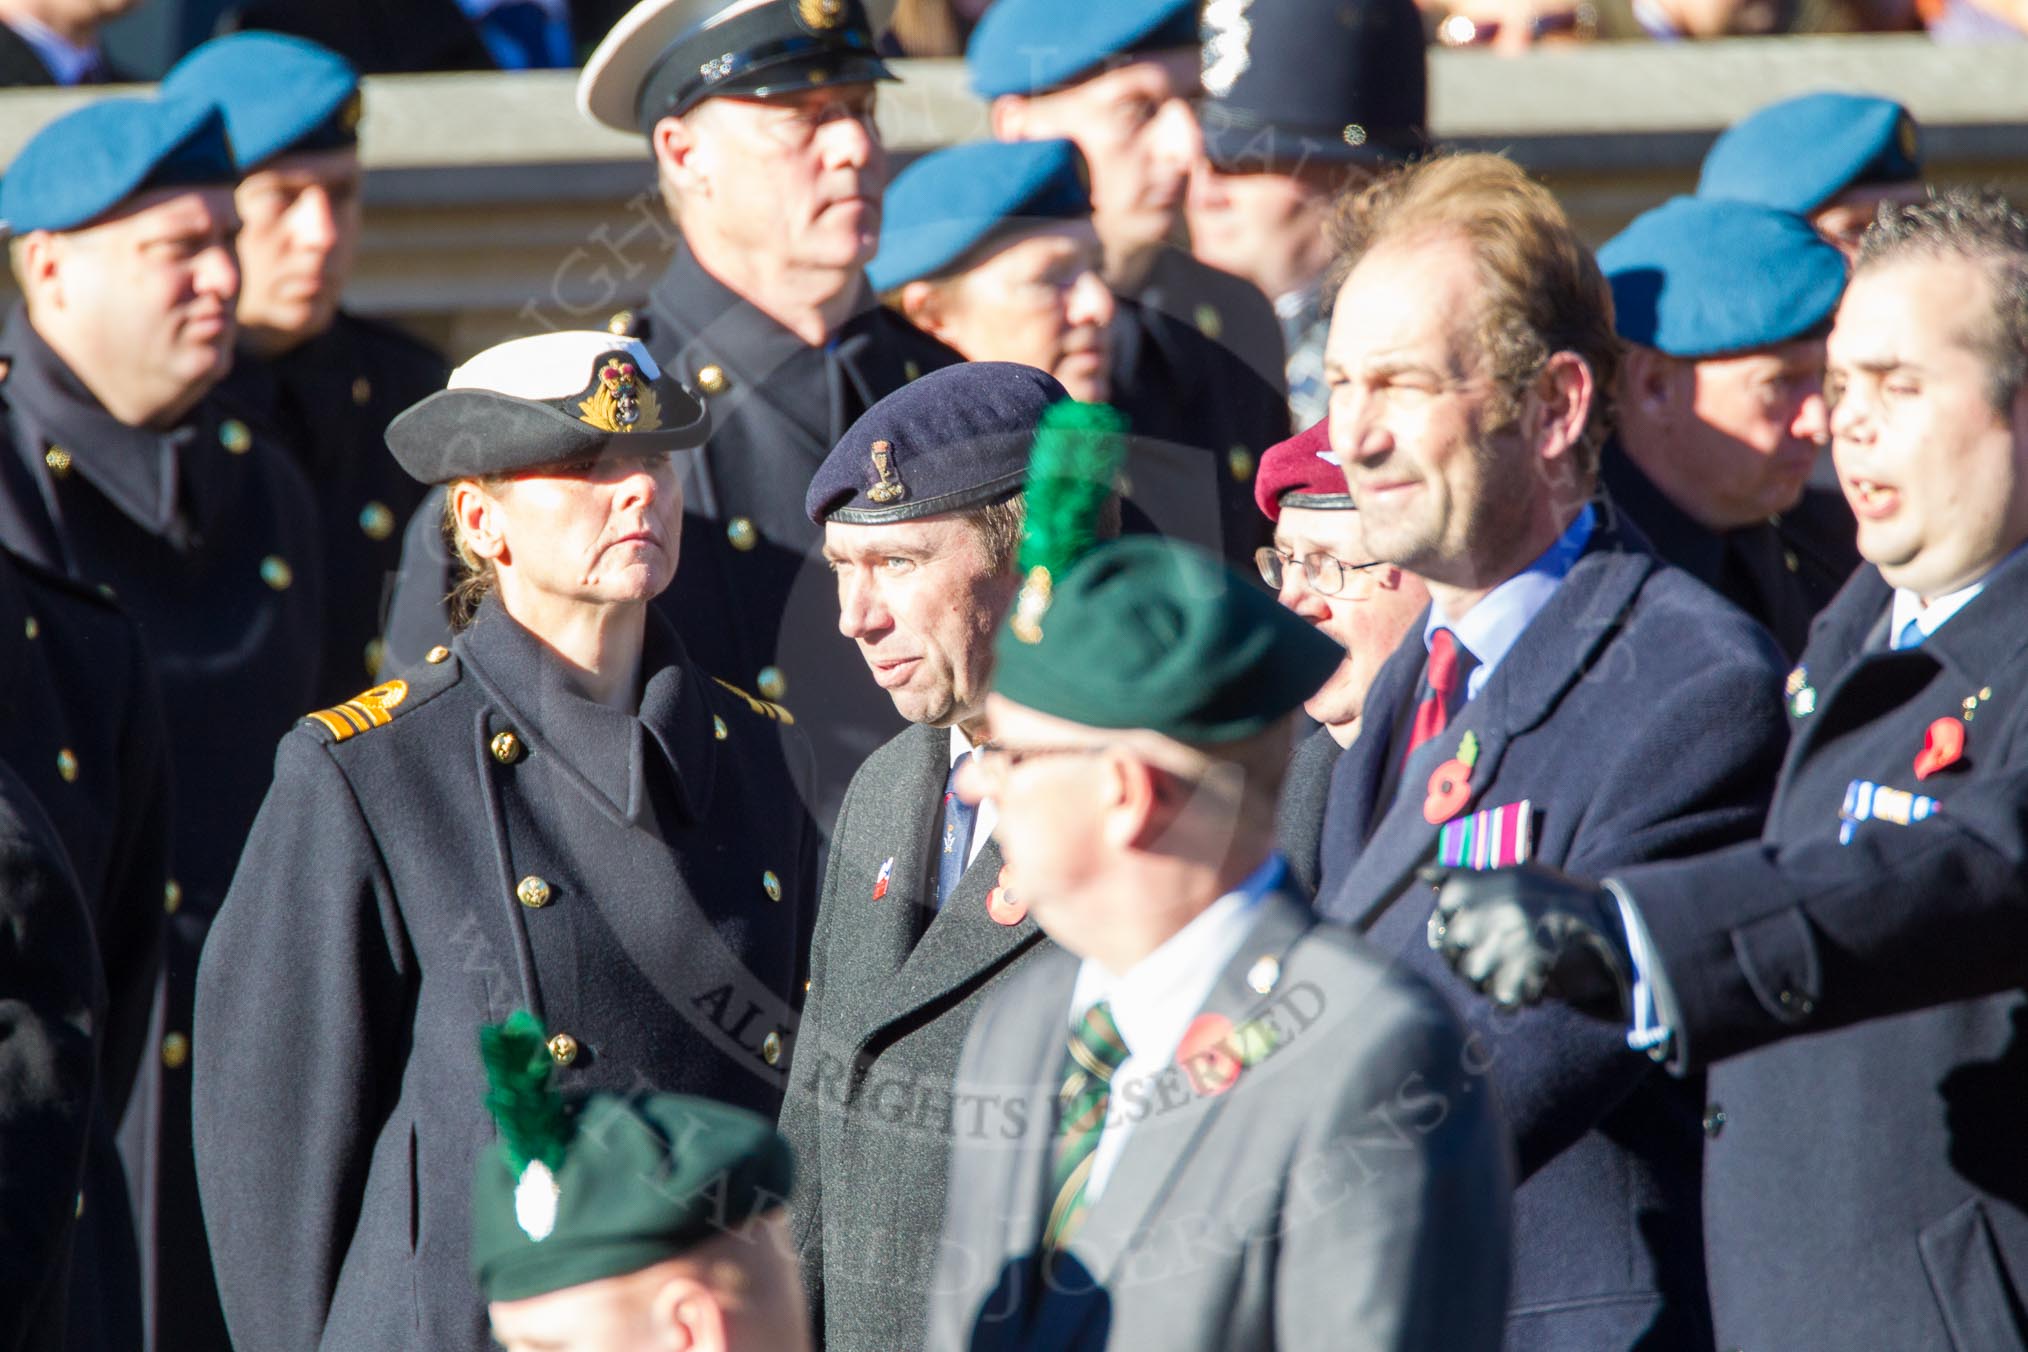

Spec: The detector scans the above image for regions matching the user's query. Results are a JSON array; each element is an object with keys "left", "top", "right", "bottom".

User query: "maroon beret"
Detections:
[{"left": 1253, "top": 418, "right": 1354, "bottom": 522}]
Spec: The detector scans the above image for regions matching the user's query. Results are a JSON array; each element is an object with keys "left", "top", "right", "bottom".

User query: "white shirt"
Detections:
[
  {"left": 1889, "top": 577, "right": 1988, "bottom": 649},
  {"left": 1424, "top": 504, "right": 1596, "bottom": 701},
  {"left": 948, "top": 726, "right": 993, "bottom": 870},
  {"left": 1064, "top": 857, "right": 1278, "bottom": 1201},
  {"left": 4, "top": 17, "right": 100, "bottom": 85}
]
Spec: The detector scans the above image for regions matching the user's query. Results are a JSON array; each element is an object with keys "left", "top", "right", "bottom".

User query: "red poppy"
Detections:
[
  {"left": 1914, "top": 716, "right": 1965, "bottom": 781},
  {"left": 1178, "top": 1013, "right": 1241, "bottom": 1097},
  {"left": 1423, "top": 758, "right": 1474, "bottom": 825}
]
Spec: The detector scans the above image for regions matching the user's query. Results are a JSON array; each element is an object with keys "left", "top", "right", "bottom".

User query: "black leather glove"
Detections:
[{"left": 1423, "top": 864, "right": 1634, "bottom": 1019}]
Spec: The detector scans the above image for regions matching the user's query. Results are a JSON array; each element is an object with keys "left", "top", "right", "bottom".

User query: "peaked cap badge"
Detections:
[
  {"left": 799, "top": 0, "right": 846, "bottom": 29},
  {"left": 578, "top": 356, "right": 662, "bottom": 434},
  {"left": 867, "top": 438, "right": 907, "bottom": 504}
]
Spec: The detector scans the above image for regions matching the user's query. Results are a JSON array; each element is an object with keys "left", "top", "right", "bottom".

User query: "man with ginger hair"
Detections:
[{"left": 1312, "top": 152, "right": 1789, "bottom": 1348}]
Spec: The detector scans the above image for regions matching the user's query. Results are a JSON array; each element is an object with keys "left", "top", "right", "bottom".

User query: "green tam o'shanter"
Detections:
[
  {"left": 993, "top": 535, "right": 1345, "bottom": 742},
  {"left": 470, "top": 1012, "right": 795, "bottom": 1304}
]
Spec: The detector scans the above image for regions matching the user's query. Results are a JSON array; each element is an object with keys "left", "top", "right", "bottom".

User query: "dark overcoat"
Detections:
[
  {"left": 778, "top": 721, "right": 1048, "bottom": 1352},
  {"left": 1316, "top": 517, "right": 1790, "bottom": 1350},
  {"left": 1275, "top": 724, "right": 1343, "bottom": 899},
  {"left": 192, "top": 599, "right": 818, "bottom": 1351},
  {"left": 0, "top": 303, "right": 324, "bottom": 1352},
  {"left": 1619, "top": 553, "right": 2028, "bottom": 1351},
  {"left": 216, "top": 311, "right": 446, "bottom": 704}
]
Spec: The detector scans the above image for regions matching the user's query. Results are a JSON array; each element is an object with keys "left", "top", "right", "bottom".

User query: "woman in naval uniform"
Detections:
[{"left": 190, "top": 331, "right": 820, "bottom": 1352}]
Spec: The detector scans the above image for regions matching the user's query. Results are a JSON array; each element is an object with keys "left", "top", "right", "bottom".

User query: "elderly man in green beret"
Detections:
[
  {"left": 925, "top": 535, "right": 1513, "bottom": 1352},
  {"left": 473, "top": 1014, "right": 813, "bottom": 1352}
]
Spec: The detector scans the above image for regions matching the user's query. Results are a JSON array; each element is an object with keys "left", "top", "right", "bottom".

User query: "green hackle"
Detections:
[
  {"left": 1016, "top": 399, "right": 1128, "bottom": 582},
  {"left": 479, "top": 1010, "right": 574, "bottom": 1176}
]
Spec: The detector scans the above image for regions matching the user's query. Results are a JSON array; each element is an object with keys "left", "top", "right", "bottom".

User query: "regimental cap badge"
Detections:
[
  {"left": 578, "top": 351, "right": 663, "bottom": 435},
  {"left": 798, "top": 0, "right": 847, "bottom": 30},
  {"left": 867, "top": 438, "right": 906, "bottom": 504}
]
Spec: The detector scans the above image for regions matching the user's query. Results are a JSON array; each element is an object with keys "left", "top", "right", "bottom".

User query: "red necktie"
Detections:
[{"left": 1402, "top": 628, "right": 1468, "bottom": 768}]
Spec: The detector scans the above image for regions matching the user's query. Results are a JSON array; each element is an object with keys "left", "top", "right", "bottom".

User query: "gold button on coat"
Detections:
[
  {"left": 516, "top": 875, "right": 552, "bottom": 909},
  {"left": 491, "top": 731, "right": 523, "bottom": 764},
  {"left": 548, "top": 1032, "right": 579, "bottom": 1065},
  {"left": 44, "top": 447, "right": 71, "bottom": 476},
  {"left": 1194, "top": 304, "right": 1223, "bottom": 340},
  {"left": 726, "top": 517, "right": 757, "bottom": 551},
  {"left": 23, "top": 616, "right": 38, "bottom": 639},
  {"left": 164, "top": 879, "right": 183, "bottom": 914},
  {"left": 56, "top": 748, "right": 77, "bottom": 783},
  {"left": 426, "top": 645, "right": 451, "bottom": 664},
  {"left": 162, "top": 1032, "right": 190, "bottom": 1069},
  {"left": 762, "top": 1030, "right": 783, "bottom": 1065},
  {"left": 762, "top": 870, "right": 781, "bottom": 902},
  {"left": 757, "top": 666, "right": 786, "bottom": 700},
  {"left": 1228, "top": 445, "right": 1256, "bottom": 481},
  {"left": 713, "top": 715, "right": 728, "bottom": 741},
  {"left": 696, "top": 363, "right": 729, "bottom": 395},
  {"left": 359, "top": 501, "right": 395, "bottom": 540},
  {"left": 351, "top": 376, "right": 373, "bottom": 406},
  {"left": 260, "top": 556, "right": 293, "bottom": 590},
  {"left": 219, "top": 419, "right": 252, "bottom": 454}
]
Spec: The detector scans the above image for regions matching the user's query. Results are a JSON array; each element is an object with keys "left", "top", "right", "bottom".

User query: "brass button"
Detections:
[
  {"left": 1193, "top": 304, "right": 1223, "bottom": 341},
  {"left": 696, "top": 363, "right": 728, "bottom": 395},
  {"left": 75, "top": 1189, "right": 84, "bottom": 1219},
  {"left": 607, "top": 309, "right": 636, "bottom": 336},
  {"left": 1783, "top": 548, "right": 1800, "bottom": 573},
  {"left": 161, "top": 1032, "right": 190, "bottom": 1070},
  {"left": 547, "top": 1032, "right": 579, "bottom": 1066},
  {"left": 359, "top": 501, "right": 395, "bottom": 541},
  {"left": 219, "top": 419, "right": 252, "bottom": 454},
  {"left": 1227, "top": 445, "right": 1256, "bottom": 481},
  {"left": 761, "top": 1029, "right": 783, "bottom": 1066},
  {"left": 44, "top": 446, "right": 71, "bottom": 477},
  {"left": 712, "top": 715, "right": 728, "bottom": 741},
  {"left": 491, "top": 731, "right": 523, "bottom": 764},
  {"left": 726, "top": 516, "right": 757, "bottom": 551},
  {"left": 903, "top": 359, "right": 922, "bottom": 381},
  {"left": 426, "top": 644, "right": 451, "bottom": 664},
  {"left": 757, "top": 666, "right": 786, "bottom": 700},
  {"left": 762, "top": 869, "right": 782, "bottom": 902},
  {"left": 351, "top": 376, "right": 373, "bottom": 406},
  {"left": 804, "top": 978, "right": 813, "bottom": 993},
  {"left": 1342, "top": 123, "right": 1368, "bottom": 147},
  {"left": 517, "top": 875, "right": 552, "bottom": 909},
  {"left": 164, "top": 879, "right": 183, "bottom": 915},
  {"left": 56, "top": 748, "right": 77, "bottom": 783},
  {"left": 23, "top": 616, "right": 37, "bottom": 640},
  {"left": 260, "top": 555, "right": 293, "bottom": 590}
]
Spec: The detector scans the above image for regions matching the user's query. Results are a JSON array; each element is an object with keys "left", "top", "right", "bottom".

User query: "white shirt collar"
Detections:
[
  {"left": 5, "top": 17, "right": 100, "bottom": 85},
  {"left": 1889, "top": 579, "right": 1987, "bottom": 649},
  {"left": 1424, "top": 503, "right": 1596, "bottom": 701},
  {"left": 948, "top": 724, "right": 994, "bottom": 869}
]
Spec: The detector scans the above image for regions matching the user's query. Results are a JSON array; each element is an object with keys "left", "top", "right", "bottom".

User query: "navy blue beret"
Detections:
[
  {"left": 868, "top": 140, "right": 1092, "bottom": 293},
  {"left": 967, "top": 0, "right": 1198, "bottom": 98},
  {"left": 807, "top": 362, "right": 1069, "bottom": 525},
  {"left": 1698, "top": 92, "right": 1921, "bottom": 215},
  {"left": 163, "top": 33, "right": 361, "bottom": 171},
  {"left": 0, "top": 96, "right": 237, "bottom": 236},
  {"left": 1600, "top": 196, "right": 1847, "bottom": 359},
  {"left": 1200, "top": 0, "right": 1426, "bottom": 169}
]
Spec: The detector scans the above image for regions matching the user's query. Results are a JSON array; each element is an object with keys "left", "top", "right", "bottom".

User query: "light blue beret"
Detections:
[
  {"left": 868, "top": 139, "right": 1092, "bottom": 293},
  {"left": 162, "top": 33, "right": 361, "bottom": 172},
  {"left": 1697, "top": 92, "right": 1921, "bottom": 215},
  {"left": 0, "top": 96, "right": 237, "bottom": 236},
  {"left": 967, "top": 0, "right": 1199, "bottom": 98},
  {"left": 1600, "top": 196, "right": 1848, "bottom": 359}
]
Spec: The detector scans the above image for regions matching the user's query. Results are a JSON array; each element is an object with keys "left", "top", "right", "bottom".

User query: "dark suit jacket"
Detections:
[
  {"left": 1614, "top": 552, "right": 2028, "bottom": 1350},
  {"left": 778, "top": 722, "right": 1049, "bottom": 1352},
  {"left": 1316, "top": 516, "right": 1790, "bottom": 1350},
  {"left": 927, "top": 886, "right": 1513, "bottom": 1352},
  {"left": 1275, "top": 724, "right": 1342, "bottom": 898},
  {"left": 194, "top": 600, "right": 818, "bottom": 1352}
]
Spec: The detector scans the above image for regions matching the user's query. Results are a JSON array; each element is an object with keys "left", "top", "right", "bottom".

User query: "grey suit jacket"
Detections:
[
  {"left": 779, "top": 722, "right": 1051, "bottom": 1352},
  {"left": 926, "top": 886, "right": 1513, "bottom": 1352}
]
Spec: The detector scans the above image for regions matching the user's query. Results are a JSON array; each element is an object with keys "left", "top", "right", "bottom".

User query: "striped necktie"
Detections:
[
  {"left": 1042, "top": 1000, "right": 1129, "bottom": 1249},
  {"left": 1402, "top": 626, "right": 1474, "bottom": 769},
  {"left": 934, "top": 751, "right": 977, "bottom": 911}
]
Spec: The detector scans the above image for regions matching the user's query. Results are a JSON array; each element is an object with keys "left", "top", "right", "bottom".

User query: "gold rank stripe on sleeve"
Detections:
[
  {"left": 710, "top": 677, "right": 796, "bottom": 726},
  {"left": 304, "top": 679, "right": 411, "bottom": 742}
]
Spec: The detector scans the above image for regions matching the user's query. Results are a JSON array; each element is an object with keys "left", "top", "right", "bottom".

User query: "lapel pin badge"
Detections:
[
  {"left": 1786, "top": 665, "right": 1817, "bottom": 718},
  {"left": 871, "top": 856, "right": 893, "bottom": 901}
]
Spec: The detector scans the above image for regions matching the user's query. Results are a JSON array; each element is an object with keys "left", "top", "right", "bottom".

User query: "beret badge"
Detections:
[
  {"left": 579, "top": 356, "right": 662, "bottom": 434},
  {"left": 867, "top": 439, "right": 907, "bottom": 504}
]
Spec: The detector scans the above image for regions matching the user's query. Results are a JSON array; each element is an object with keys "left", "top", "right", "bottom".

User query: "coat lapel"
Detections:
[
  {"left": 1059, "top": 892, "right": 1316, "bottom": 1294},
  {"left": 830, "top": 724, "right": 946, "bottom": 1026},
  {"left": 876, "top": 837, "right": 1044, "bottom": 1037},
  {"left": 1327, "top": 528, "right": 1658, "bottom": 930}
]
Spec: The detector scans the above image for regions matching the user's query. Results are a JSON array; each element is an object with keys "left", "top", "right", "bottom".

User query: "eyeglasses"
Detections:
[
  {"left": 969, "top": 742, "right": 1114, "bottom": 782},
  {"left": 1253, "top": 547, "right": 1395, "bottom": 598}
]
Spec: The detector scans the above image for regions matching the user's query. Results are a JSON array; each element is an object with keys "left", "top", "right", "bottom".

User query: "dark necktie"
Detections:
[
  {"left": 934, "top": 751, "right": 977, "bottom": 911},
  {"left": 1402, "top": 627, "right": 1475, "bottom": 769},
  {"left": 1042, "top": 1000, "right": 1128, "bottom": 1248}
]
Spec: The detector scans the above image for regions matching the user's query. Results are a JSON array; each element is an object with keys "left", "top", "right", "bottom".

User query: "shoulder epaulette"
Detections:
[
  {"left": 712, "top": 676, "right": 795, "bottom": 725},
  {"left": 303, "top": 678, "right": 412, "bottom": 743}
]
